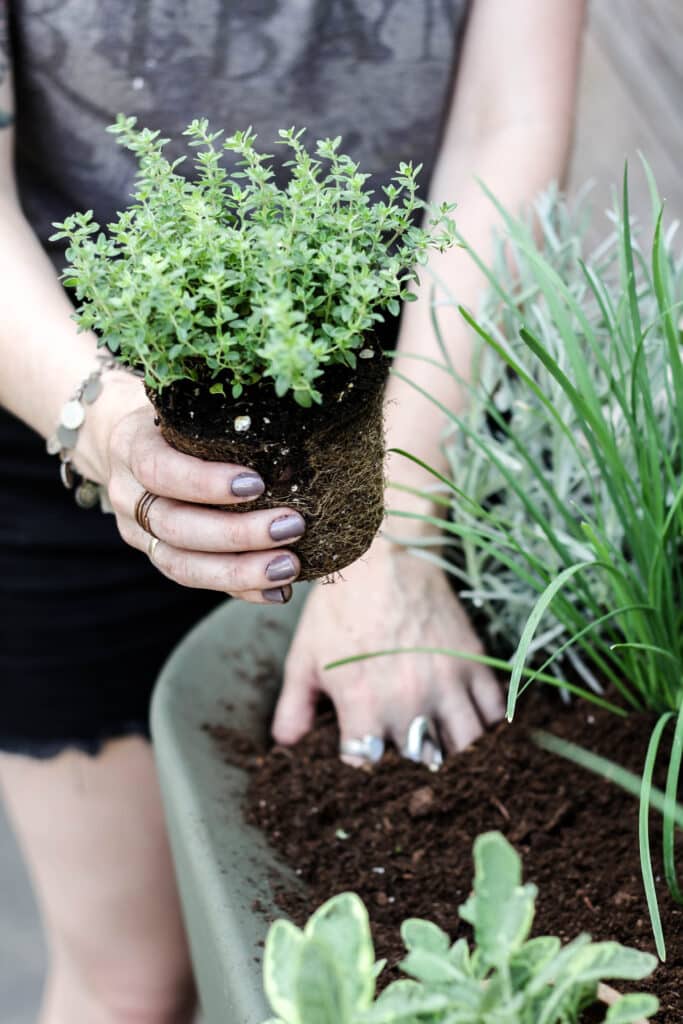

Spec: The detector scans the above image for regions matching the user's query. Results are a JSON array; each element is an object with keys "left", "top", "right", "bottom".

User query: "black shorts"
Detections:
[{"left": 0, "top": 408, "right": 223, "bottom": 758}]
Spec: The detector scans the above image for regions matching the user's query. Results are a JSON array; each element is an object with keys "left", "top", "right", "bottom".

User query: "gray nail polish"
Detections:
[
  {"left": 269, "top": 513, "right": 306, "bottom": 541},
  {"left": 262, "top": 586, "right": 292, "bottom": 604},
  {"left": 266, "top": 554, "right": 297, "bottom": 582},
  {"left": 231, "top": 472, "right": 265, "bottom": 498}
]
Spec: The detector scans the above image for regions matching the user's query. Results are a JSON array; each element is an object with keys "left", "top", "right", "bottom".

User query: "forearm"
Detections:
[
  {"left": 378, "top": 0, "right": 585, "bottom": 544},
  {"left": 0, "top": 195, "right": 143, "bottom": 479},
  {"left": 385, "top": 121, "right": 573, "bottom": 485}
]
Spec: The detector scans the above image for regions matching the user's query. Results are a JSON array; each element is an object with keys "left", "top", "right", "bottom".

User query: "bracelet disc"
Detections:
[
  {"left": 75, "top": 480, "right": 101, "bottom": 509},
  {"left": 83, "top": 376, "right": 103, "bottom": 403},
  {"left": 56, "top": 424, "right": 80, "bottom": 448},
  {"left": 61, "top": 399, "right": 86, "bottom": 430}
]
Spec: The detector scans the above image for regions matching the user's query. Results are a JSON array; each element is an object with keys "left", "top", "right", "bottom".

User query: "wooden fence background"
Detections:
[{"left": 569, "top": 0, "right": 683, "bottom": 231}]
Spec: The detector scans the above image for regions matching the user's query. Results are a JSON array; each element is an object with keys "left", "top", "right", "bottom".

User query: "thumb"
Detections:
[{"left": 271, "top": 646, "right": 318, "bottom": 746}]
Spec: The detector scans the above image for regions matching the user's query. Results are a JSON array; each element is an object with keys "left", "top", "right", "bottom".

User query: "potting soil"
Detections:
[
  {"left": 151, "top": 345, "right": 388, "bottom": 580},
  {"left": 209, "top": 693, "right": 683, "bottom": 1020}
]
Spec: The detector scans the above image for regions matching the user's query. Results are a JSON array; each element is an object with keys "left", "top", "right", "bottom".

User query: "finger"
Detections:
[
  {"left": 436, "top": 688, "right": 485, "bottom": 754},
  {"left": 130, "top": 536, "right": 301, "bottom": 594},
  {"left": 121, "top": 418, "right": 268, "bottom": 505},
  {"left": 271, "top": 641, "right": 319, "bottom": 746},
  {"left": 392, "top": 718, "right": 444, "bottom": 768},
  {"left": 333, "top": 682, "right": 386, "bottom": 768},
  {"left": 114, "top": 481, "right": 306, "bottom": 553},
  {"left": 229, "top": 585, "right": 294, "bottom": 606},
  {"left": 469, "top": 667, "right": 505, "bottom": 726}
]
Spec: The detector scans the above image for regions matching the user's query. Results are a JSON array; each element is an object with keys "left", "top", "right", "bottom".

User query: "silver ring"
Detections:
[
  {"left": 147, "top": 535, "right": 160, "bottom": 563},
  {"left": 402, "top": 715, "right": 443, "bottom": 769},
  {"left": 339, "top": 734, "right": 385, "bottom": 763}
]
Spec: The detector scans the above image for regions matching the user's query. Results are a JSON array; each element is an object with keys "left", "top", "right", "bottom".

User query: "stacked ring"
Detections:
[{"left": 135, "top": 489, "right": 159, "bottom": 537}]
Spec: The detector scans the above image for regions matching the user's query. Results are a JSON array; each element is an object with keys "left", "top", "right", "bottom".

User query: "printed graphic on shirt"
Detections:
[
  {"left": 11, "top": 0, "right": 468, "bottom": 261},
  {"left": 0, "top": 0, "right": 13, "bottom": 127}
]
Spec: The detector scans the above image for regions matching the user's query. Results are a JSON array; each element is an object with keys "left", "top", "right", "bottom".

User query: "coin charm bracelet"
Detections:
[{"left": 46, "top": 355, "right": 118, "bottom": 510}]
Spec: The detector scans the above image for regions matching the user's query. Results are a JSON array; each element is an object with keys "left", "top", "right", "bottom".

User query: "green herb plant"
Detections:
[
  {"left": 261, "top": 831, "right": 658, "bottom": 1024},
  {"left": 450, "top": 169, "right": 683, "bottom": 961},
  {"left": 326, "top": 169, "right": 683, "bottom": 957},
  {"left": 52, "top": 117, "right": 456, "bottom": 407}
]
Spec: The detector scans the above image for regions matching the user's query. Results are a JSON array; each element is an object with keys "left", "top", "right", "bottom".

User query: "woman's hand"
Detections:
[
  {"left": 272, "top": 538, "right": 504, "bottom": 760},
  {"left": 80, "top": 376, "right": 304, "bottom": 603}
]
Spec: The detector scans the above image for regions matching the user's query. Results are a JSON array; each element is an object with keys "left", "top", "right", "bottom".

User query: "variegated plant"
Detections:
[{"left": 260, "top": 832, "right": 657, "bottom": 1024}]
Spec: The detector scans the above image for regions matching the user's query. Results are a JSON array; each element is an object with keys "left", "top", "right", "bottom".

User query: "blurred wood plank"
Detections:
[{"left": 569, "top": 0, "right": 683, "bottom": 229}]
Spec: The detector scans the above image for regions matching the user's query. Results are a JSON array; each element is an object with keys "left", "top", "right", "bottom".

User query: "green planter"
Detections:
[
  {"left": 151, "top": 586, "right": 309, "bottom": 1024},
  {"left": 151, "top": 590, "right": 655, "bottom": 1024}
]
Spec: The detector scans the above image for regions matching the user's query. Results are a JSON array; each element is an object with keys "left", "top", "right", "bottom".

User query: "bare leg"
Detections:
[{"left": 0, "top": 737, "right": 196, "bottom": 1024}]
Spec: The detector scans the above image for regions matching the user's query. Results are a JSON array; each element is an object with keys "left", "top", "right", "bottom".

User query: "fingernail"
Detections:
[
  {"left": 266, "top": 554, "right": 297, "bottom": 582},
  {"left": 269, "top": 513, "right": 306, "bottom": 541},
  {"left": 231, "top": 472, "right": 265, "bottom": 498},
  {"left": 262, "top": 585, "right": 293, "bottom": 604}
]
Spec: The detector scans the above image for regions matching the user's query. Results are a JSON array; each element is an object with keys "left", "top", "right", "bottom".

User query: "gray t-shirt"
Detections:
[{"left": 10, "top": 0, "right": 470, "bottom": 269}]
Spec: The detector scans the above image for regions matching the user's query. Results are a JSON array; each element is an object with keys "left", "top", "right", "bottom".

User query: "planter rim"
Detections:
[{"left": 151, "top": 588, "right": 310, "bottom": 1023}]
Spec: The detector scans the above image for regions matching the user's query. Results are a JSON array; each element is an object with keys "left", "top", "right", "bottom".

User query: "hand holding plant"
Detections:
[
  {"left": 81, "top": 390, "right": 306, "bottom": 604},
  {"left": 53, "top": 117, "right": 457, "bottom": 578}
]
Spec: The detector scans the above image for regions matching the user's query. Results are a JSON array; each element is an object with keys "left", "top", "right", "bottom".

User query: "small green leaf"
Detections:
[
  {"left": 448, "top": 937, "right": 472, "bottom": 974},
  {"left": 400, "top": 918, "right": 450, "bottom": 955},
  {"left": 209, "top": 382, "right": 225, "bottom": 396},
  {"left": 605, "top": 993, "right": 660, "bottom": 1022},
  {"left": 263, "top": 920, "right": 304, "bottom": 1023},
  {"left": 305, "top": 892, "right": 375, "bottom": 1011},
  {"left": 459, "top": 832, "right": 536, "bottom": 966},
  {"left": 360, "top": 980, "right": 451, "bottom": 1023},
  {"left": 294, "top": 937, "right": 349, "bottom": 1024},
  {"left": 569, "top": 942, "right": 658, "bottom": 984}
]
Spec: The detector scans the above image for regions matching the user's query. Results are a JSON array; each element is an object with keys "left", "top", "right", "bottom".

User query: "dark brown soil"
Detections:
[
  {"left": 150, "top": 342, "right": 388, "bottom": 580},
  {"left": 210, "top": 694, "right": 683, "bottom": 1020}
]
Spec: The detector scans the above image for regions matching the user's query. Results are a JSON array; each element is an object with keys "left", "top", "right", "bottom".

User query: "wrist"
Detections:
[
  {"left": 74, "top": 369, "right": 147, "bottom": 483},
  {"left": 379, "top": 484, "right": 445, "bottom": 551}
]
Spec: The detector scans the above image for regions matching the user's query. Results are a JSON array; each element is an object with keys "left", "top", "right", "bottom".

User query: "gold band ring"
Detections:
[
  {"left": 147, "top": 535, "right": 160, "bottom": 563},
  {"left": 135, "top": 489, "right": 159, "bottom": 537}
]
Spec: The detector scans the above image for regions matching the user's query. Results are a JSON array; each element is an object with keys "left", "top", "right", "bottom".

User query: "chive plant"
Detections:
[
  {"left": 411, "top": 167, "right": 683, "bottom": 958},
  {"left": 329, "top": 167, "right": 683, "bottom": 958}
]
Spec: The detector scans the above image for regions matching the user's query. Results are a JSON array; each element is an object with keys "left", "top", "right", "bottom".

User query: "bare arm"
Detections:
[
  {"left": 0, "top": 2, "right": 142, "bottom": 472},
  {"left": 273, "top": 0, "right": 587, "bottom": 754},
  {"left": 384, "top": 0, "right": 586, "bottom": 532}
]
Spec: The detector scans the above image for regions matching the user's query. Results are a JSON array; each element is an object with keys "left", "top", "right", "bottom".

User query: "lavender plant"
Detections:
[
  {"left": 52, "top": 117, "right": 456, "bottom": 407},
  {"left": 384, "top": 168, "right": 683, "bottom": 957},
  {"left": 332, "top": 169, "right": 683, "bottom": 956}
]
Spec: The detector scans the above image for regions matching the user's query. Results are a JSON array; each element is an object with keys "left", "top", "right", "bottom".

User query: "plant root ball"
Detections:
[{"left": 152, "top": 355, "right": 388, "bottom": 580}]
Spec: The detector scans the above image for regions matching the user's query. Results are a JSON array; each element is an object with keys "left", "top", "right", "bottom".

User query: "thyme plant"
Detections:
[
  {"left": 52, "top": 117, "right": 456, "bottom": 407},
  {"left": 261, "top": 832, "right": 658, "bottom": 1024}
]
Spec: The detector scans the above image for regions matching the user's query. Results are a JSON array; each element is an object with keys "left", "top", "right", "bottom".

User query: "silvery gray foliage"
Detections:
[
  {"left": 260, "top": 832, "right": 657, "bottom": 1024},
  {"left": 442, "top": 185, "right": 683, "bottom": 683}
]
